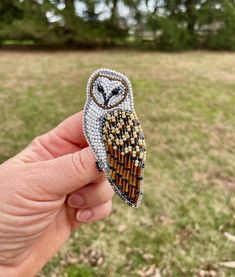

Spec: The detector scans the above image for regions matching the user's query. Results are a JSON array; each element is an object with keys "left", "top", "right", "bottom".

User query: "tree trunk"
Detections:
[
  {"left": 65, "top": 0, "right": 75, "bottom": 9},
  {"left": 185, "top": 0, "right": 196, "bottom": 33},
  {"left": 111, "top": 0, "right": 118, "bottom": 22}
]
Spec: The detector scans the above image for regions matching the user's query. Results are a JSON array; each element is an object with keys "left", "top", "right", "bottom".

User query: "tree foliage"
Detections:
[{"left": 0, "top": 0, "right": 235, "bottom": 50}]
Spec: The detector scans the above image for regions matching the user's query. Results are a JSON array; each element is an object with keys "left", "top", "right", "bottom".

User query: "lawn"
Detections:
[{"left": 0, "top": 50, "right": 235, "bottom": 277}]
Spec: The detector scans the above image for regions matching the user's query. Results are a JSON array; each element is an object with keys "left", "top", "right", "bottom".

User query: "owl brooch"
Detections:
[{"left": 83, "top": 68, "right": 146, "bottom": 208}]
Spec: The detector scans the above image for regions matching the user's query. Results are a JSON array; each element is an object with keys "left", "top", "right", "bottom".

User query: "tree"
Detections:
[
  {"left": 0, "top": 0, "right": 52, "bottom": 43},
  {"left": 0, "top": 0, "right": 235, "bottom": 50}
]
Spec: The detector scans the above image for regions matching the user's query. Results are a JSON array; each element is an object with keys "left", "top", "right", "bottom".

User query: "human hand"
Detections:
[{"left": 0, "top": 112, "right": 114, "bottom": 277}]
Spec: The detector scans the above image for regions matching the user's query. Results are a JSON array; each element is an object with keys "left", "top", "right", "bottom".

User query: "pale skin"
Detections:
[{"left": 0, "top": 112, "right": 114, "bottom": 277}]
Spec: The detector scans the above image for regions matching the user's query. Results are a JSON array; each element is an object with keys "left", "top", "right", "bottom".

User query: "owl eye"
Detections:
[
  {"left": 112, "top": 87, "right": 122, "bottom": 95},
  {"left": 97, "top": 83, "right": 104, "bottom": 93}
]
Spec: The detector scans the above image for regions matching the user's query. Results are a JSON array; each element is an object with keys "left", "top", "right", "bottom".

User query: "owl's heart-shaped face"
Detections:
[{"left": 90, "top": 76, "right": 127, "bottom": 109}]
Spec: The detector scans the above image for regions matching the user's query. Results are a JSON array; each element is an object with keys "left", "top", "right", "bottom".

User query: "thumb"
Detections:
[{"left": 28, "top": 147, "right": 104, "bottom": 196}]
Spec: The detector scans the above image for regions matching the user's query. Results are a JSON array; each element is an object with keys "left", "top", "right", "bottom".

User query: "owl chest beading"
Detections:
[
  {"left": 84, "top": 99, "right": 108, "bottom": 167},
  {"left": 84, "top": 97, "right": 133, "bottom": 168}
]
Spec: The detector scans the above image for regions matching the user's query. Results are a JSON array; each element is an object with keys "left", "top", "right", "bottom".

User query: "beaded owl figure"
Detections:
[{"left": 83, "top": 68, "right": 146, "bottom": 208}]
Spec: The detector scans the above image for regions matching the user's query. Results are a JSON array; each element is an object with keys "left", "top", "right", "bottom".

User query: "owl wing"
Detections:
[{"left": 102, "top": 110, "right": 146, "bottom": 207}]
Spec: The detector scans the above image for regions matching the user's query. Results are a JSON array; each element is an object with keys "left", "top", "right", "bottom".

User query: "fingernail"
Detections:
[
  {"left": 68, "top": 194, "right": 85, "bottom": 208},
  {"left": 76, "top": 209, "right": 93, "bottom": 221}
]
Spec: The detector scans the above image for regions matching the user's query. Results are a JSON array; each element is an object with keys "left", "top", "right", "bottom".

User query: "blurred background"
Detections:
[
  {"left": 0, "top": 1, "right": 235, "bottom": 277},
  {"left": 1, "top": 0, "right": 235, "bottom": 50}
]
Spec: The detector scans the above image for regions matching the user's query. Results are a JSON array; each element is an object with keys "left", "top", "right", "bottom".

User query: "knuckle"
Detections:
[
  {"left": 98, "top": 189, "right": 107, "bottom": 203},
  {"left": 106, "top": 182, "right": 115, "bottom": 198},
  {"left": 102, "top": 201, "right": 112, "bottom": 218},
  {"left": 31, "top": 136, "right": 41, "bottom": 147},
  {"left": 0, "top": 252, "right": 19, "bottom": 264},
  {"left": 72, "top": 151, "right": 87, "bottom": 176},
  {"left": 100, "top": 181, "right": 113, "bottom": 200}
]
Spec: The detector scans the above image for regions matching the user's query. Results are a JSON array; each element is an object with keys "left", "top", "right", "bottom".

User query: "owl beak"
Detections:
[
  {"left": 104, "top": 99, "right": 109, "bottom": 106},
  {"left": 104, "top": 94, "right": 113, "bottom": 106}
]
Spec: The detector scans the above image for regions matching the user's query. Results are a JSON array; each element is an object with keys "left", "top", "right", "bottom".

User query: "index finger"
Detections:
[
  {"left": 38, "top": 111, "right": 88, "bottom": 157},
  {"left": 25, "top": 111, "right": 88, "bottom": 159},
  {"left": 53, "top": 111, "right": 88, "bottom": 148}
]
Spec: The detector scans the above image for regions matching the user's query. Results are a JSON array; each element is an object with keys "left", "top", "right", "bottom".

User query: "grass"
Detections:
[{"left": 0, "top": 50, "right": 235, "bottom": 277}]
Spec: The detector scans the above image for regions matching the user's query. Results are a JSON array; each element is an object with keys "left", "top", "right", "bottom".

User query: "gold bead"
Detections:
[{"left": 144, "top": 152, "right": 147, "bottom": 160}]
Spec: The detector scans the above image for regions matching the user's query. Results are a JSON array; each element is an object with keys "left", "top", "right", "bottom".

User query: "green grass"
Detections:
[{"left": 0, "top": 50, "right": 235, "bottom": 277}]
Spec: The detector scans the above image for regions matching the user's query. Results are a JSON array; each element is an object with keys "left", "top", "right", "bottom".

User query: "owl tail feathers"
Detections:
[
  {"left": 95, "top": 160, "right": 141, "bottom": 208},
  {"left": 106, "top": 174, "right": 141, "bottom": 208}
]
